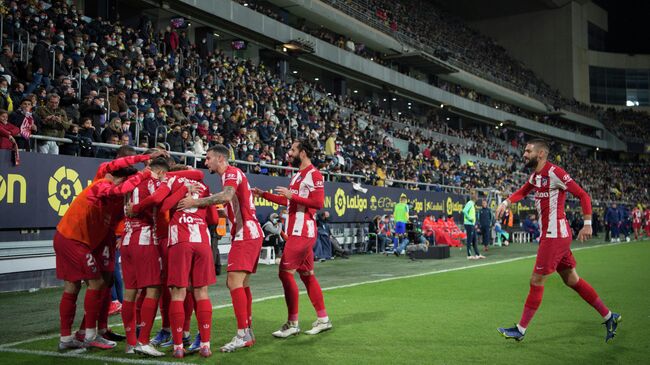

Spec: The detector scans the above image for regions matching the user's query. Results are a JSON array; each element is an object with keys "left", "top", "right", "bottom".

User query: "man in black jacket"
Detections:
[
  {"left": 26, "top": 37, "right": 53, "bottom": 94},
  {"left": 477, "top": 199, "right": 495, "bottom": 252}
]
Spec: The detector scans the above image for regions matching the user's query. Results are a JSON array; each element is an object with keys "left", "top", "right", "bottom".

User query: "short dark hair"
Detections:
[
  {"left": 116, "top": 145, "right": 136, "bottom": 158},
  {"left": 207, "top": 144, "right": 230, "bottom": 158},
  {"left": 295, "top": 138, "right": 315, "bottom": 159},
  {"left": 149, "top": 157, "right": 170, "bottom": 171},
  {"left": 527, "top": 139, "right": 550, "bottom": 152}
]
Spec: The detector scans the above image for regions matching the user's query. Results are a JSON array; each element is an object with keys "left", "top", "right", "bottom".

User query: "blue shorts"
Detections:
[{"left": 395, "top": 221, "right": 407, "bottom": 234}]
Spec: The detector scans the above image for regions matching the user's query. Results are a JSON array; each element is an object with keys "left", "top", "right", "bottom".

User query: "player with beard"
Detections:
[
  {"left": 496, "top": 139, "right": 620, "bottom": 342},
  {"left": 178, "top": 144, "right": 264, "bottom": 352},
  {"left": 252, "top": 139, "right": 332, "bottom": 338}
]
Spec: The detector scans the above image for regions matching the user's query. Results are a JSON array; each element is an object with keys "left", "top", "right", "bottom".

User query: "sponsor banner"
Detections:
[{"left": 0, "top": 151, "right": 475, "bottom": 228}]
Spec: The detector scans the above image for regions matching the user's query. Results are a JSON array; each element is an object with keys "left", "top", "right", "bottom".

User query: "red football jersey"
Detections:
[
  {"left": 508, "top": 162, "right": 592, "bottom": 240},
  {"left": 122, "top": 177, "right": 159, "bottom": 247},
  {"left": 167, "top": 176, "right": 211, "bottom": 246},
  {"left": 221, "top": 165, "right": 263, "bottom": 242}
]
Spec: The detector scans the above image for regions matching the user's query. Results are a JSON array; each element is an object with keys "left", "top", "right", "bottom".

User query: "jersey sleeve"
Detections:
[
  {"left": 94, "top": 154, "right": 151, "bottom": 180},
  {"left": 222, "top": 169, "right": 240, "bottom": 189},
  {"left": 91, "top": 170, "right": 151, "bottom": 201},
  {"left": 565, "top": 179, "right": 592, "bottom": 216},
  {"left": 508, "top": 181, "right": 535, "bottom": 203},
  {"left": 290, "top": 171, "right": 324, "bottom": 210},
  {"left": 131, "top": 176, "right": 175, "bottom": 214},
  {"left": 159, "top": 180, "right": 189, "bottom": 213},
  {"left": 262, "top": 191, "right": 288, "bottom": 206}
]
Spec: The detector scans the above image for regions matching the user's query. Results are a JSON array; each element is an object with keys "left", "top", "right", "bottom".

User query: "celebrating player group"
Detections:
[
  {"left": 53, "top": 139, "right": 331, "bottom": 359},
  {"left": 53, "top": 136, "right": 622, "bottom": 359}
]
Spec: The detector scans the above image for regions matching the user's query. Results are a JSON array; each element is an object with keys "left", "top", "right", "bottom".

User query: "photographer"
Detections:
[
  {"left": 369, "top": 215, "right": 391, "bottom": 252},
  {"left": 394, "top": 215, "right": 429, "bottom": 257},
  {"left": 262, "top": 213, "right": 286, "bottom": 260}
]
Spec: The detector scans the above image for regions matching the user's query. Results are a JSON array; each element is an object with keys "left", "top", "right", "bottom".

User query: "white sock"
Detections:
[
  {"left": 289, "top": 320, "right": 298, "bottom": 327},
  {"left": 173, "top": 344, "right": 183, "bottom": 351},
  {"left": 163, "top": 327, "right": 171, "bottom": 332},
  {"left": 85, "top": 328, "right": 96, "bottom": 340},
  {"left": 60, "top": 335, "right": 73, "bottom": 342},
  {"left": 183, "top": 331, "right": 191, "bottom": 338},
  {"left": 237, "top": 329, "right": 247, "bottom": 337},
  {"left": 516, "top": 324, "right": 526, "bottom": 334},
  {"left": 199, "top": 341, "right": 210, "bottom": 348},
  {"left": 318, "top": 316, "right": 330, "bottom": 323},
  {"left": 603, "top": 311, "right": 612, "bottom": 321}
]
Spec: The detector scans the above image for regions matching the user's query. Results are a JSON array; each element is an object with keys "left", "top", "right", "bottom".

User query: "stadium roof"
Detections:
[{"left": 432, "top": 0, "right": 584, "bottom": 20}]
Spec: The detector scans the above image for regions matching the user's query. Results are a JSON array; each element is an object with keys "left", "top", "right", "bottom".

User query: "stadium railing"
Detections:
[{"left": 26, "top": 135, "right": 478, "bottom": 194}]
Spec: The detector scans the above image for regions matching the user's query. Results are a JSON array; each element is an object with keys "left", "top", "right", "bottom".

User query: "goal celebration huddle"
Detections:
[
  {"left": 54, "top": 139, "right": 331, "bottom": 358},
  {"left": 53, "top": 138, "right": 619, "bottom": 359}
]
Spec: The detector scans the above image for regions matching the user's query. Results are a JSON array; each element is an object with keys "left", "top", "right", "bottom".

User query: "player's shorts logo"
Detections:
[
  {"left": 334, "top": 188, "right": 346, "bottom": 216},
  {"left": 48, "top": 166, "right": 83, "bottom": 216}
]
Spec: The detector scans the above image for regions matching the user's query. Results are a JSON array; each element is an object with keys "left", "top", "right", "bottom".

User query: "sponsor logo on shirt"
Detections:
[{"left": 535, "top": 191, "right": 550, "bottom": 198}]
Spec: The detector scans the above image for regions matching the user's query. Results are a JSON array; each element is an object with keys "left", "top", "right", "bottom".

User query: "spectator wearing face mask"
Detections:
[{"left": 262, "top": 213, "right": 286, "bottom": 260}]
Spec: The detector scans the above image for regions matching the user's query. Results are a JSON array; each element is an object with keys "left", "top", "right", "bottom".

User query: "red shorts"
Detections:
[
  {"left": 121, "top": 242, "right": 162, "bottom": 289},
  {"left": 633, "top": 222, "right": 641, "bottom": 230},
  {"left": 534, "top": 236, "right": 576, "bottom": 275},
  {"left": 228, "top": 238, "right": 263, "bottom": 273},
  {"left": 158, "top": 237, "right": 169, "bottom": 282},
  {"left": 54, "top": 231, "right": 101, "bottom": 282},
  {"left": 166, "top": 242, "right": 216, "bottom": 288},
  {"left": 280, "top": 236, "right": 316, "bottom": 272},
  {"left": 94, "top": 233, "right": 116, "bottom": 273}
]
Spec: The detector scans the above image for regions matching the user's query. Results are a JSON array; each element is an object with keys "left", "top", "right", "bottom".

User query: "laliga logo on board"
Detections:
[
  {"left": 334, "top": 188, "right": 346, "bottom": 216},
  {"left": 48, "top": 166, "right": 83, "bottom": 216}
]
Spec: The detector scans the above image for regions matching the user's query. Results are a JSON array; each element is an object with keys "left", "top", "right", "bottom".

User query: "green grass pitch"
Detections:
[{"left": 0, "top": 240, "right": 647, "bottom": 364}]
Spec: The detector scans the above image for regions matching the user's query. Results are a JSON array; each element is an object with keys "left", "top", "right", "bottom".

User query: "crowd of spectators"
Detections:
[{"left": 0, "top": 0, "right": 647, "bottom": 207}]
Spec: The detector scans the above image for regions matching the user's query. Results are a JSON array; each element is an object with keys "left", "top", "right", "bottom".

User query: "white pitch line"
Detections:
[
  {"left": 0, "top": 241, "right": 629, "bottom": 353},
  {"left": 0, "top": 347, "right": 198, "bottom": 365}
]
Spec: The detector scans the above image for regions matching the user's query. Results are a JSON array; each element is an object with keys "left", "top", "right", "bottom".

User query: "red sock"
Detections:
[
  {"left": 279, "top": 271, "right": 299, "bottom": 322},
  {"left": 519, "top": 284, "right": 544, "bottom": 328},
  {"left": 138, "top": 297, "right": 159, "bottom": 344},
  {"left": 135, "top": 291, "right": 146, "bottom": 325},
  {"left": 230, "top": 287, "right": 249, "bottom": 330},
  {"left": 84, "top": 288, "right": 102, "bottom": 332},
  {"left": 121, "top": 300, "right": 137, "bottom": 346},
  {"left": 59, "top": 292, "right": 78, "bottom": 337},
  {"left": 196, "top": 299, "right": 212, "bottom": 343},
  {"left": 97, "top": 286, "right": 112, "bottom": 331},
  {"left": 244, "top": 286, "right": 252, "bottom": 327},
  {"left": 160, "top": 286, "right": 171, "bottom": 329},
  {"left": 300, "top": 274, "right": 328, "bottom": 318},
  {"left": 169, "top": 300, "right": 185, "bottom": 346},
  {"left": 571, "top": 278, "right": 610, "bottom": 317},
  {"left": 183, "top": 292, "right": 194, "bottom": 332}
]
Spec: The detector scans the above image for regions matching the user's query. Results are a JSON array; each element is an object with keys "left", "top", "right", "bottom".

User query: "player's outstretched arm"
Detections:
[
  {"left": 178, "top": 186, "right": 236, "bottom": 210},
  {"left": 254, "top": 187, "right": 288, "bottom": 206}
]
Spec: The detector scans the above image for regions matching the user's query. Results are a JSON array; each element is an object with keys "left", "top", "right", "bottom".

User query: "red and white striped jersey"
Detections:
[
  {"left": 509, "top": 162, "right": 592, "bottom": 240},
  {"left": 287, "top": 165, "right": 324, "bottom": 238},
  {"left": 168, "top": 177, "right": 211, "bottom": 246},
  {"left": 122, "top": 177, "right": 159, "bottom": 246},
  {"left": 645, "top": 210, "right": 650, "bottom": 224},
  {"left": 221, "top": 165, "right": 263, "bottom": 242},
  {"left": 261, "top": 164, "right": 325, "bottom": 238},
  {"left": 632, "top": 208, "right": 642, "bottom": 224}
]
